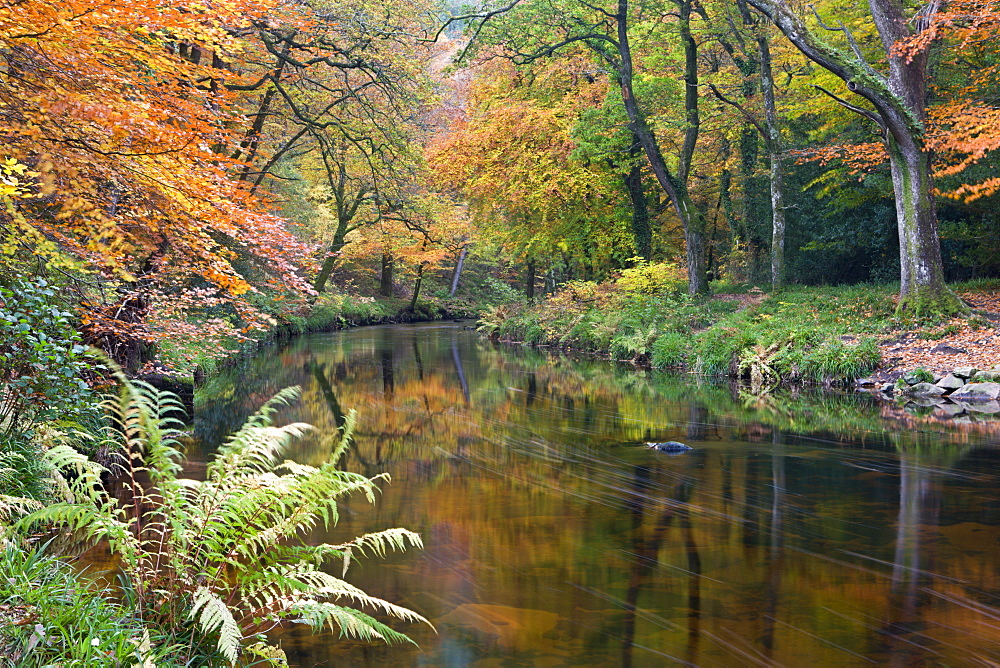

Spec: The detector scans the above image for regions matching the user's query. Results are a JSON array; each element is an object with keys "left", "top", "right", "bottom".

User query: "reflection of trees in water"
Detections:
[{"left": 188, "top": 324, "right": 1000, "bottom": 665}]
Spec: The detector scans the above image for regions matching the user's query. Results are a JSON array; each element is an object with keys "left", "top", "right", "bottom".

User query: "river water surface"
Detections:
[{"left": 193, "top": 322, "right": 1000, "bottom": 666}]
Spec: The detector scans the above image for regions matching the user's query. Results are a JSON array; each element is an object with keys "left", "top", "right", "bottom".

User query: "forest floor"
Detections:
[{"left": 872, "top": 288, "right": 1000, "bottom": 382}]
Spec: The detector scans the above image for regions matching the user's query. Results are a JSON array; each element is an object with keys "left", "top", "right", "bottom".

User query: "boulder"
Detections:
[
  {"left": 903, "top": 368, "right": 934, "bottom": 385},
  {"left": 953, "top": 366, "right": 979, "bottom": 379},
  {"left": 880, "top": 382, "right": 895, "bottom": 394},
  {"left": 972, "top": 370, "right": 1000, "bottom": 383},
  {"left": 905, "top": 382, "right": 946, "bottom": 397},
  {"left": 935, "top": 374, "right": 965, "bottom": 391},
  {"left": 949, "top": 382, "right": 1000, "bottom": 402},
  {"left": 855, "top": 377, "right": 876, "bottom": 387},
  {"left": 646, "top": 441, "right": 692, "bottom": 452}
]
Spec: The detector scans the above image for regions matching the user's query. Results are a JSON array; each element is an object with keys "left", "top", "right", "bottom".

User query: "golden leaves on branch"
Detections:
[{"left": 0, "top": 0, "right": 311, "bottom": 333}]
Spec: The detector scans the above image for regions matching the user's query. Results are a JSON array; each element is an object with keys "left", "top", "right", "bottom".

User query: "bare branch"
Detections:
[
  {"left": 813, "top": 84, "right": 885, "bottom": 129},
  {"left": 708, "top": 83, "right": 768, "bottom": 138}
]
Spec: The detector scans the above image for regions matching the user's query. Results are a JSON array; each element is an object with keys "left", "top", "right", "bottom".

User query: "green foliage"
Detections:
[
  {"left": 16, "top": 374, "right": 429, "bottom": 665},
  {"left": 493, "top": 282, "right": 897, "bottom": 386},
  {"left": 0, "top": 436, "right": 53, "bottom": 505},
  {"left": 0, "top": 542, "right": 174, "bottom": 667},
  {"left": 650, "top": 332, "right": 689, "bottom": 368},
  {"left": 0, "top": 278, "right": 95, "bottom": 434}
]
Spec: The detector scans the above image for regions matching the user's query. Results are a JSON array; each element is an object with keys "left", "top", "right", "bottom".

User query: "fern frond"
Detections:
[
  {"left": 328, "top": 409, "right": 358, "bottom": 465},
  {"left": 339, "top": 528, "right": 424, "bottom": 559},
  {"left": 0, "top": 494, "right": 43, "bottom": 524},
  {"left": 290, "top": 602, "right": 419, "bottom": 645},
  {"left": 44, "top": 443, "right": 106, "bottom": 504},
  {"left": 190, "top": 586, "right": 242, "bottom": 664}
]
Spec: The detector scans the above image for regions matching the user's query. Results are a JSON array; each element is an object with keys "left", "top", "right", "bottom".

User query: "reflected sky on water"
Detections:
[{"left": 194, "top": 322, "right": 1000, "bottom": 666}]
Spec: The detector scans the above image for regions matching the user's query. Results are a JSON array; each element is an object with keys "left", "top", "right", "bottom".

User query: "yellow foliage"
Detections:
[{"left": 616, "top": 260, "right": 686, "bottom": 294}]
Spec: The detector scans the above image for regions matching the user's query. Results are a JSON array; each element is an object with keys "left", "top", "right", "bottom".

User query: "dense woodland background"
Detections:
[{"left": 1, "top": 0, "right": 1000, "bottom": 360}]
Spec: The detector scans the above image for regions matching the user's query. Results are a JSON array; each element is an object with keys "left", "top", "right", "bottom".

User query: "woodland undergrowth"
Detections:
[
  {"left": 2, "top": 373, "right": 428, "bottom": 666},
  {"left": 480, "top": 269, "right": 994, "bottom": 390}
]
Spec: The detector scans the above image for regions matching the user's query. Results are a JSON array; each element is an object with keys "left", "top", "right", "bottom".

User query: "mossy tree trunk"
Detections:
[
  {"left": 379, "top": 253, "right": 394, "bottom": 297},
  {"left": 409, "top": 262, "right": 425, "bottom": 312},
  {"left": 623, "top": 138, "right": 651, "bottom": 262},
  {"left": 525, "top": 257, "right": 536, "bottom": 302},
  {"left": 616, "top": 0, "right": 709, "bottom": 295},
  {"left": 746, "top": 0, "right": 965, "bottom": 315}
]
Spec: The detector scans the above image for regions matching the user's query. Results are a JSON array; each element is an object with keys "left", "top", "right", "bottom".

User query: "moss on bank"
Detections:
[{"left": 479, "top": 280, "right": 994, "bottom": 387}]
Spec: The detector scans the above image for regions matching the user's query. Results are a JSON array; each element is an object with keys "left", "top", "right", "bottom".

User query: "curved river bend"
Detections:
[{"left": 193, "top": 322, "right": 1000, "bottom": 666}]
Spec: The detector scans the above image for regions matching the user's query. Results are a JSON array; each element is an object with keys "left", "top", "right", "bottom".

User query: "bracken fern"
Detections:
[{"left": 17, "top": 372, "right": 429, "bottom": 665}]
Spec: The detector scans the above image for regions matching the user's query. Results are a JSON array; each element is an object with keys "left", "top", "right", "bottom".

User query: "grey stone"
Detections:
[
  {"left": 880, "top": 383, "right": 895, "bottom": 394},
  {"left": 953, "top": 366, "right": 979, "bottom": 379},
  {"left": 905, "top": 382, "right": 946, "bottom": 397},
  {"left": 646, "top": 441, "right": 692, "bottom": 452},
  {"left": 855, "top": 377, "right": 876, "bottom": 387},
  {"left": 949, "top": 382, "right": 1000, "bottom": 401},
  {"left": 935, "top": 374, "right": 965, "bottom": 391},
  {"left": 972, "top": 370, "right": 1000, "bottom": 383},
  {"left": 903, "top": 369, "right": 934, "bottom": 385}
]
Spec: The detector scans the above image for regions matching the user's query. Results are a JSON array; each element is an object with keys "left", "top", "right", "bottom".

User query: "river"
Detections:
[{"left": 193, "top": 321, "right": 1000, "bottom": 666}]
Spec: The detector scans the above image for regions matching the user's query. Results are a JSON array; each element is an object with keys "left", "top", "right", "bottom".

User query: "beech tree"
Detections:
[
  {"left": 442, "top": 0, "right": 715, "bottom": 294},
  {"left": 744, "top": 0, "right": 965, "bottom": 314},
  {"left": 1, "top": 2, "right": 308, "bottom": 324}
]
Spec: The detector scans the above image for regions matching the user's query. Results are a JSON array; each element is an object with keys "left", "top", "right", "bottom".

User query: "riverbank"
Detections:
[
  {"left": 478, "top": 278, "right": 1000, "bottom": 389},
  {"left": 149, "top": 291, "right": 478, "bottom": 385}
]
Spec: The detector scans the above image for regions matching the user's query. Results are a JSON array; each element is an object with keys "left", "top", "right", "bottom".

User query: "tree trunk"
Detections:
[
  {"left": 449, "top": 246, "right": 468, "bottom": 297},
  {"left": 890, "top": 135, "right": 950, "bottom": 313},
  {"left": 379, "top": 253, "right": 394, "bottom": 297},
  {"left": 756, "top": 32, "right": 786, "bottom": 289},
  {"left": 313, "top": 236, "right": 346, "bottom": 294},
  {"left": 623, "top": 138, "right": 652, "bottom": 261},
  {"left": 615, "top": 0, "right": 708, "bottom": 294},
  {"left": 409, "top": 263, "right": 425, "bottom": 312},
  {"left": 525, "top": 257, "right": 536, "bottom": 302}
]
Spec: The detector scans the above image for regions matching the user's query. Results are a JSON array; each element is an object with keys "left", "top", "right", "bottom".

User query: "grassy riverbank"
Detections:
[{"left": 479, "top": 274, "right": 1000, "bottom": 387}]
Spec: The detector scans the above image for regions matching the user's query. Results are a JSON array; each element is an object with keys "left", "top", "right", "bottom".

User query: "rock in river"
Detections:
[
  {"left": 646, "top": 441, "right": 692, "bottom": 452},
  {"left": 950, "top": 382, "right": 1000, "bottom": 402}
]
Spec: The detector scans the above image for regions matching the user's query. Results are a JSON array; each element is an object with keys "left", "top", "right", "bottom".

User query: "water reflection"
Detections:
[{"left": 193, "top": 322, "right": 1000, "bottom": 666}]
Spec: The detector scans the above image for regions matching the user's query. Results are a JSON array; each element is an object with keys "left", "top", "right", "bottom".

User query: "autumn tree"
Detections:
[
  {"left": 428, "top": 58, "right": 632, "bottom": 286},
  {"left": 744, "top": 0, "right": 966, "bottom": 314},
  {"left": 0, "top": 0, "right": 317, "bottom": 335},
  {"left": 441, "top": 0, "right": 716, "bottom": 294}
]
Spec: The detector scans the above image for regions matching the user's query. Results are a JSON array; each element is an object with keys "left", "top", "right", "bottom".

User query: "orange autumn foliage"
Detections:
[
  {"left": 0, "top": 0, "right": 313, "bottom": 327},
  {"left": 793, "top": 0, "right": 1000, "bottom": 203}
]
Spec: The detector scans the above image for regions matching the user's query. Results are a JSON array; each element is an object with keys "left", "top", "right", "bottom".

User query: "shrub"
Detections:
[
  {"left": 651, "top": 332, "right": 689, "bottom": 368},
  {"left": 617, "top": 260, "right": 686, "bottom": 294},
  {"left": 0, "top": 278, "right": 95, "bottom": 435}
]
